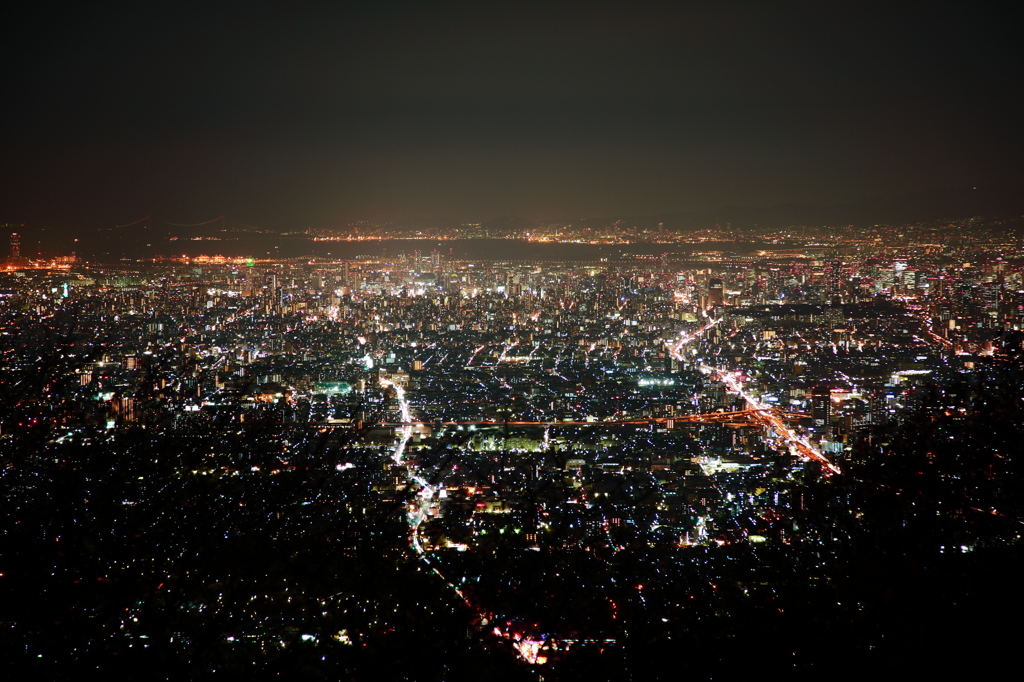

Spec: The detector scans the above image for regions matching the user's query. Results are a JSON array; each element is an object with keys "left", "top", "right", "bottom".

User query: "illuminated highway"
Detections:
[
  {"left": 665, "top": 316, "right": 841, "bottom": 475},
  {"left": 702, "top": 366, "right": 841, "bottom": 474},
  {"left": 668, "top": 313, "right": 721, "bottom": 359},
  {"left": 372, "top": 409, "right": 806, "bottom": 428},
  {"left": 380, "top": 378, "right": 551, "bottom": 665}
]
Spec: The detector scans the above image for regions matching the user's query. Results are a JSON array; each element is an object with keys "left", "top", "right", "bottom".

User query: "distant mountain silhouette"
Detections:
[
  {"left": 11, "top": 184, "right": 1024, "bottom": 261},
  {"left": 657, "top": 184, "right": 1024, "bottom": 230},
  {"left": 395, "top": 216, "right": 464, "bottom": 232},
  {"left": 482, "top": 215, "right": 540, "bottom": 233},
  {"left": 449, "top": 186, "right": 1024, "bottom": 233}
]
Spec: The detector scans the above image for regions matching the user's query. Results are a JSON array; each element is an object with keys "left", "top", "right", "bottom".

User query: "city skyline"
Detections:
[
  {"left": 3, "top": 224, "right": 1022, "bottom": 677},
  {"left": 3, "top": 3, "right": 1022, "bottom": 678}
]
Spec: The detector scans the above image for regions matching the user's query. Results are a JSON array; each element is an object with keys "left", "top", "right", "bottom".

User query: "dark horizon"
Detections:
[
  {"left": 6, "top": 183, "right": 1024, "bottom": 238},
  {"left": 4, "top": 2, "right": 1022, "bottom": 230}
]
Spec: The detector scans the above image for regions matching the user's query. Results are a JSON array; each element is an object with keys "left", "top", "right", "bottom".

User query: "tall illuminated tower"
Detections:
[{"left": 708, "top": 278, "right": 724, "bottom": 308}]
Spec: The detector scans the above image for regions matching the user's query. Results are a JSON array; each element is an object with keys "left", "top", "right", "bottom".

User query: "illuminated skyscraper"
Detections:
[
  {"left": 708, "top": 278, "right": 724, "bottom": 308},
  {"left": 812, "top": 385, "right": 832, "bottom": 428},
  {"left": 825, "top": 260, "right": 842, "bottom": 299}
]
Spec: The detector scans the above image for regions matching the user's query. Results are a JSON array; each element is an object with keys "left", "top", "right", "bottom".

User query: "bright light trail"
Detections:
[
  {"left": 664, "top": 315, "right": 840, "bottom": 474},
  {"left": 703, "top": 367, "right": 841, "bottom": 475},
  {"left": 380, "top": 378, "right": 550, "bottom": 665},
  {"left": 667, "top": 315, "right": 721, "bottom": 360}
]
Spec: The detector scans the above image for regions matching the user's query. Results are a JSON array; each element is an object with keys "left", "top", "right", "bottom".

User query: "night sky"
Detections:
[{"left": 3, "top": 2, "right": 1021, "bottom": 229}]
